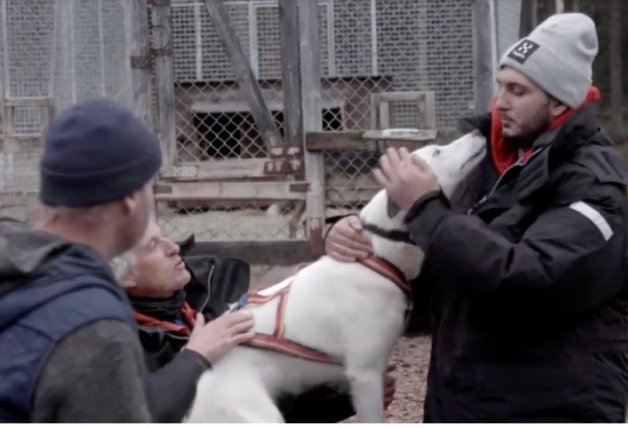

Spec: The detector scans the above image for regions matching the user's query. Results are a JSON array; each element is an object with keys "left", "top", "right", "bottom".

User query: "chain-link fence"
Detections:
[
  {"left": 0, "top": 0, "right": 132, "bottom": 220},
  {"left": 159, "top": 0, "right": 495, "bottom": 242},
  {"left": 0, "top": 0, "right": 521, "bottom": 254}
]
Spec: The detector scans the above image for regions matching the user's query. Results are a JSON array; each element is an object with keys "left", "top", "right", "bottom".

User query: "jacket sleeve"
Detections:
[
  {"left": 31, "top": 320, "right": 151, "bottom": 422},
  {"left": 145, "top": 349, "right": 211, "bottom": 422},
  {"left": 405, "top": 167, "right": 627, "bottom": 317}
]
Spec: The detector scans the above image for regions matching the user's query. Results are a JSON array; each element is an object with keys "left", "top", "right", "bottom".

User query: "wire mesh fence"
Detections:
[
  {"left": 0, "top": 0, "right": 132, "bottom": 221},
  {"left": 159, "top": 0, "right": 480, "bottom": 240},
  {"left": 0, "top": 0, "right": 521, "bottom": 247}
]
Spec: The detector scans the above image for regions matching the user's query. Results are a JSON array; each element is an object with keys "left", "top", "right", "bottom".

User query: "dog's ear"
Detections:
[{"left": 387, "top": 196, "right": 401, "bottom": 218}]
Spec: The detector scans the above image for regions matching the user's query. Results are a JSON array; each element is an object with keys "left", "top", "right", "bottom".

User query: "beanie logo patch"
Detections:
[{"left": 507, "top": 39, "right": 540, "bottom": 64}]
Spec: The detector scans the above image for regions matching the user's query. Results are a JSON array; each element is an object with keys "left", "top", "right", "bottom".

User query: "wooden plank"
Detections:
[
  {"left": 125, "top": 0, "right": 152, "bottom": 125},
  {"left": 190, "top": 240, "right": 314, "bottom": 264},
  {"left": 3, "top": 97, "right": 51, "bottom": 107},
  {"left": 370, "top": 0, "right": 378, "bottom": 75},
  {"left": 191, "top": 97, "right": 345, "bottom": 114},
  {"left": 471, "top": 0, "right": 495, "bottom": 113},
  {"left": 151, "top": 3, "right": 176, "bottom": 167},
  {"left": 306, "top": 130, "right": 437, "bottom": 151},
  {"left": 203, "top": 0, "right": 284, "bottom": 153},
  {"left": 379, "top": 100, "right": 390, "bottom": 128},
  {"left": 160, "top": 157, "right": 303, "bottom": 181},
  {"left": 370, "top": 93, "right": 380, "bottom": 129},
  {"left": 299, "top": 0, "right": 326, "bottom": 257},
  {"left": 423, "top": 91, "right": 436, "bottom": 129},
  {"left": 160, "top": 158, "right": 268, "bottom": 180},
  {"left": 194, "top": 2, "right": 203, "bottom": 81},
  {"left": 279, "top": 0, "right": 302, "bottom": 149},
  {"left": 363, "top": 129, "right": 437, "bottom": 141},
  {"left": 376, "top": 91, "right": 431, "bottom": 102},
  {"left": 155, "top": 181, "right": 309, "bottom": 201}
]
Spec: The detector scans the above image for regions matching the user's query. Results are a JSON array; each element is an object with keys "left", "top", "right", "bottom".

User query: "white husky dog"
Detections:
[{"left": 186, "top": 131, "right": 487, "bottom": 423}]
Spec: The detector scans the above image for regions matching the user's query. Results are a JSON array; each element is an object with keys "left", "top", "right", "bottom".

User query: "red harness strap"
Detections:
[
  {"left": 239, "top": 256, "right": 410, "bottom": 365},
  {"left": 133, "top": 302, "right": 197, "bottom": 336},
  {"left": 246, "top": 333, "right": 343, "bottom": 365},
  {"left": 358, "top": 255, "right": 411, "bottom": 295},
  {"left": 240, "top": 280, "right": 343, "bottom": 365}
]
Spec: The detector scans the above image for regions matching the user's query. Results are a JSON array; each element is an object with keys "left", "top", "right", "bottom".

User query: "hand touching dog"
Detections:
[
  {"left": 373, "top": 147, "right": 440, "bottom": 210},
  {"left": 324, "top": 215, "right": 373, "bottom": 262},
  {"left": 186, "top": 311, "right": 255, "bottom": 364}
]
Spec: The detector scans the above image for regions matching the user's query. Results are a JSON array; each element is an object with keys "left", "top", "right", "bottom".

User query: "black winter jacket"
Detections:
[
  {"left": 135, "top": 246, "right": 354, "bottom": 423},
  {"left": 407, "top": 106, "right": 628, "bottom": 422}
]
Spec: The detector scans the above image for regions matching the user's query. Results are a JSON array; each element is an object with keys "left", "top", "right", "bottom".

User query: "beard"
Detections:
[
  {"left": 503, "top": 133, "right": 539, "bottom": 149},
  {"left": 503, "top": 116, "right": 551, "bottom": 149},
  {"left": 502, "top": 98, "right": 554, "bottom": 149}
]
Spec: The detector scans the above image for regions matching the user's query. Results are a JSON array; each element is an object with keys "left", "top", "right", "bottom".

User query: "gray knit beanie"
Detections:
[{"left": 499, "top": 12, "right": 598, "bottom": 108}]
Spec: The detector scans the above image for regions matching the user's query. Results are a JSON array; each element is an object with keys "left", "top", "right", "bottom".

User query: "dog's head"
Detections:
[
  {"left": 372, "top": 131, "right": 486, "bottom": 220},
  {"left": 361, "top": 130, "right": 487, "bottom": 233},
  {"left": 358, "top": 131, "right": 486, "bottom": 280}
]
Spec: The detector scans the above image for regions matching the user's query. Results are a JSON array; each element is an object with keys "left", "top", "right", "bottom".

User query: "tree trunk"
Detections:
[
  {"left": 609, "top": 0, "right": 623, "bottom": 131},
  {"left": 520, "top": 0, "right": 538, "bottom": 36}
]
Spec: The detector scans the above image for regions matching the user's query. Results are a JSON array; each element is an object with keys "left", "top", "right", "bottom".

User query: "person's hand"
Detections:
[
  {"left": 383, "top": 363, "right": 396, "bottom": 410},
  {"left": 325, "top": 215, "right": 373, "bottom": 262},
  {"left": 185, "top": 311, "right": 254, "bottom": 364},
  {"left": 373, "top": 147, "right": 439, "bottom": 210}
]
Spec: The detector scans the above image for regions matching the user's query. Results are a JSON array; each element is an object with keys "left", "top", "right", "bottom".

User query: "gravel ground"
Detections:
[
  {"left": 384, "top": 335, "right": 430, "bottom": 423},
  {"left": 250, "top": 265, "right": 430, "bottom": 423}
]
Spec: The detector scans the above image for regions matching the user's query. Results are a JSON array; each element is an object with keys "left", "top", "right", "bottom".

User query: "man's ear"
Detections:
[
  {"left": 549, "top": 98, "right": 568, "bottom": 119},
  {"left": 121, "top": 192, "right": 139, "bottom": 216}
]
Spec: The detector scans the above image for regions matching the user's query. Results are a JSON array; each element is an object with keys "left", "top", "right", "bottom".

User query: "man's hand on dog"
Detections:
[
  {"left": 374, "top": 147, "right": 439, "bottom": 210},
  {"left": 186, "top": 311, "right": 255, "bottom": 364},
  {"left": 325, "top": 215, "right": 373, "bottom": 262}
]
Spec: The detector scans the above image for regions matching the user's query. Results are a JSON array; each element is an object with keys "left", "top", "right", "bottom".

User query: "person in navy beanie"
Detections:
[
  {"left": 40, "top": 97, "right": 162, "bottom": 207},
  {"left": 0, "top": 98, "right": 162, "bottom": 422}
]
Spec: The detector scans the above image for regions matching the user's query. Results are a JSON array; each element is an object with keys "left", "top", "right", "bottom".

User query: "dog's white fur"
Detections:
[{"left": 186, "top": 132, "right": 487, "bottom": 423}]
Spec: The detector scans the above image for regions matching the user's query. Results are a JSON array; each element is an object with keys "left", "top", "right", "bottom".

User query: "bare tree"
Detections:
[
  {"left": 520, "top": 0, "right": 539, "bottom": 36},
  {"left": 609, "top": 0, "right": 623, "bottom": 131}
]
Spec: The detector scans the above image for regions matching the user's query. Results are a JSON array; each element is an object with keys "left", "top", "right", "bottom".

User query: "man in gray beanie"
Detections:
[
  {"left": 326, "top": 13, "right": 628, "bottom": 422},
  {"left": 0, "top": 98, "right": 161, "bottom": 422}
]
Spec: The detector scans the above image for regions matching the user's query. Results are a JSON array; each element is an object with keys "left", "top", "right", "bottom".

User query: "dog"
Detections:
[{"left": 186, "top": 131, "right": 487, "bottom": 423}]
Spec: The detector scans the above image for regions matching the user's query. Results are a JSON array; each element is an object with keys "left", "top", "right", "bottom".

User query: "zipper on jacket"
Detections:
[
  {"left": 488, "top": 146, "right": 545, "bottom": 198},
  {"left": 470, "top": 146, "right": 546, "bottom": 213}
]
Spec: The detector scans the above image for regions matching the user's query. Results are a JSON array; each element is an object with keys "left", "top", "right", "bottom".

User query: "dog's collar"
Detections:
[
  {"left": 363, "top": 223, "right": 414, "bottom": 245},
  {"left": 358, "top": 255, "right": 411, "bottom": 295}
]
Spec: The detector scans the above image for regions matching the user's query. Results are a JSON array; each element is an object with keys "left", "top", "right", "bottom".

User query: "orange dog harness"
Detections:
[{"left": 238, "top": 255, "right": 410, "bottom": 365}]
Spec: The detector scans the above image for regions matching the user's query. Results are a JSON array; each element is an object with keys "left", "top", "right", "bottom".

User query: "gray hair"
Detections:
[{"left": 110, "top": 250, "right": 136, "bottom": 282}]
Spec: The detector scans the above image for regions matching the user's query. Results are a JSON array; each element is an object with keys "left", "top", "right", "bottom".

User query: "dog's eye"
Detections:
[{"left": 433, "top": 149, "right": 441, "bottom": 157}]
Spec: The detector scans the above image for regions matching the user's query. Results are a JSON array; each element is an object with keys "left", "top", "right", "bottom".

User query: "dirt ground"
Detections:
[
  {"left": 384, "top": 336, "right": 430, "bottom": 422},
  {"left": 250, "top": 264, "right": 430, "bottom": 423}
]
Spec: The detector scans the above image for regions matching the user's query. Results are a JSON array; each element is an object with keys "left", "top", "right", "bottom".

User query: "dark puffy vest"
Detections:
[{"left": 0, "top": 252, "right": 136, "bottom": 422}]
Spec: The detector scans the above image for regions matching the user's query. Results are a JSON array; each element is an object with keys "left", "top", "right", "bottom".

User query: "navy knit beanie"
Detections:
[{"left": 40, "top": 98, "right": 162, "bottom": 207}]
